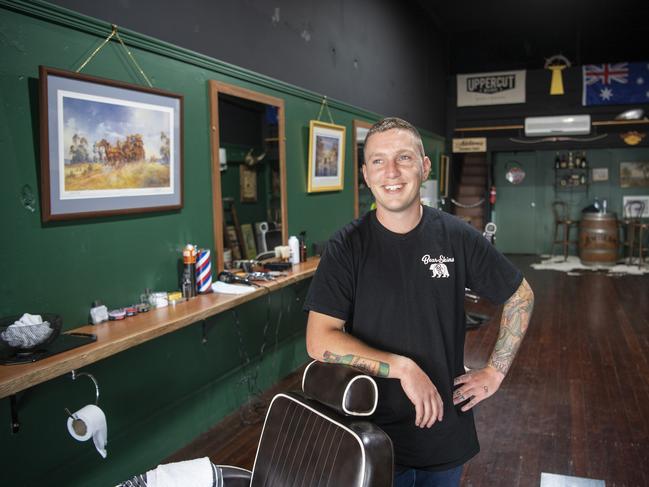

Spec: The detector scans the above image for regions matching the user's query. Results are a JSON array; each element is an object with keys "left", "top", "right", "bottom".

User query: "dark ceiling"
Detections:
[{"left": 418, "top": 0, "right": 649, "bottom": 74}]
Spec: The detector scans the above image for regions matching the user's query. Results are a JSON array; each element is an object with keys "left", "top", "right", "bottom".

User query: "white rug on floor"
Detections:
[{"left": 531, "top": 255, "right": 649, "bottom": 276}]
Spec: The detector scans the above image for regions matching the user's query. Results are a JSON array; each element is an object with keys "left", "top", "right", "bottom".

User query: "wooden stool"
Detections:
[
  {"left": 622, "top": 200, "right": 647, "bottom": 267},
  {"left": 551, "top": 201, "right": 578, "bottom": 260}
]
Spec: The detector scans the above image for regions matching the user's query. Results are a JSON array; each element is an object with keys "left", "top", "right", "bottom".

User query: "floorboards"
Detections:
[{"left": 166, "top": 255, "right": 649, "bottom": 486}]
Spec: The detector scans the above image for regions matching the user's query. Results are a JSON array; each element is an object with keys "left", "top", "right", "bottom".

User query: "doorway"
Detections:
[{"left": 493, "top": 152, "right": 540, "bottom": 254}]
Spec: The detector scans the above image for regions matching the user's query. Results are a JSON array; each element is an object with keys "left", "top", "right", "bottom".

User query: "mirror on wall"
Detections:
[
  {"left": 208, "top": 80, "right": 287, "bottom": 272},
  {"left": 353, "top": 120, "right": 373, "bottom": 218}
]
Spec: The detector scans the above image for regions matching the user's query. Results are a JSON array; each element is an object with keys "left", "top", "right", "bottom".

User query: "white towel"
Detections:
[
  {"left": 211, "top": 281, "right": 256, "bottom": 295},
  {"left": 146, "top": 457, "right": 217, "bottom": 487}
]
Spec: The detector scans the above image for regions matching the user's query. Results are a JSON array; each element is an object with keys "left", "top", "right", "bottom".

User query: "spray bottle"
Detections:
[{"left": 288, "top": 236, "right": 300, "bottom": 265}]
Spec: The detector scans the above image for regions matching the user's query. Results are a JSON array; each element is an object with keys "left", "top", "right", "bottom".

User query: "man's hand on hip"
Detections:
[
  {"left": 453, "top": 365, "right": 504, "bottom": 411},
  {"left": 396, "top": 357, "right": 444, "bottom": 428}
]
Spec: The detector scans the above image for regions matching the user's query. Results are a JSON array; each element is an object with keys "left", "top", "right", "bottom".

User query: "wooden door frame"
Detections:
[
  {"left": 353, "top": 119, "right": 373, "bottom": 219},
  {"left": 208, "top": 80, "right": 287, "bottom": 272}
]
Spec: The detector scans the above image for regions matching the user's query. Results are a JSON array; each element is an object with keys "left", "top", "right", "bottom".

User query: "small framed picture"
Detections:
[
  {"left": 622, "top": 195, "right": 649, "bottom": 218},
  {"left": 591, "top": 167, "right": 609, "bottom": 182},
  {"left": 240, "top": 223, "right": 258, "bottom": 259},
  {"left": 224, "top": 225, "right": 242, "bottom": 260},
  {"left": 239, "top": 165, "right": 257, "bottom": 202},
  {"left": 39, "top": 66, "right": 183, "bottom": 221},
  {"left": 307, "top": 120, "right": 346, "bottom": 193},
  {"left": 620, "top": 161, "right": 649, "bottom": 188}
]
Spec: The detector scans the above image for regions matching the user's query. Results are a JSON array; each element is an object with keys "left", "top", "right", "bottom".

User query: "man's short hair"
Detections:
[{"left": 364, "top": 117, "right": 425, "bottom": 160}]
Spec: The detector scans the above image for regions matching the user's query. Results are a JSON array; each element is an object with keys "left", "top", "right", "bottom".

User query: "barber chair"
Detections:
[{"left": 119, "top": 362, "right": 394, "bottom": 487}]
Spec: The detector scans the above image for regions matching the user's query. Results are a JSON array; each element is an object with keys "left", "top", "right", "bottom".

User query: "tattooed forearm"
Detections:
[
  {"left": 487, "top": 278, "right": 534, "bottom": 376},
  {"left": 323, "top": 350, "right": 390, "bottom": 377}
]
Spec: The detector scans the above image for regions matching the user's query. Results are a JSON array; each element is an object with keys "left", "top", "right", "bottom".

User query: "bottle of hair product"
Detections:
[
  {"left": 182, "top": 244, "right": 197, "bottom": 298},
  {"left": 288, "top": 236, "right": 300, "bottom": 265},
  {"left": 299, "top": 231, "right": 307, "bottom": 263}
]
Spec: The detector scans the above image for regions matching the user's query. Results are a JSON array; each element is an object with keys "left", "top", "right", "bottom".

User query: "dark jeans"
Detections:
[{"left": 393, "top": 465, "right": 463, "bottom": 487}]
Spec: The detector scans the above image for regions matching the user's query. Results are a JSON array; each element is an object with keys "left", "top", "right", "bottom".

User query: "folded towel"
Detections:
[
  {"left": 146, "top": 457, "right": 219, "bottom": 487},
  {"left": 12, "top": 313, "right": 43, "bottom": 326},
  {"left": 1, "top": 313, "right": 52, "bottom": 348}
]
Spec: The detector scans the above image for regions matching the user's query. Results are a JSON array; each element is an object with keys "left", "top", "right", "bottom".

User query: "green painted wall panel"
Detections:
[
  {"left": 1, "top": 284, "right": 311, "bottom": 487},
  {"left": 0, "top": 2, "right": 445, "bottom": 486}
]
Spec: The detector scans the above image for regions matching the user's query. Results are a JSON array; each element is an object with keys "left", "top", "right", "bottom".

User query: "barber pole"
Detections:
[{"left": 196, "top": 249, "right": 212, "bottom": 293}]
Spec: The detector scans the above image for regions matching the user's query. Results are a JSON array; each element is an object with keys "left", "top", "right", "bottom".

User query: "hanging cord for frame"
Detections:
[
  {"left": 316, "top": 96, "right": 335, "bottom": 124},
  {"left": 76, "top": 24, "right": 153, "bottom": 88}
]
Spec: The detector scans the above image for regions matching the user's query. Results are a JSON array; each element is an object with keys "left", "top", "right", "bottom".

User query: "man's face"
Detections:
[{"left": 362, "top": 129, "right": 431, "bottom": 216}]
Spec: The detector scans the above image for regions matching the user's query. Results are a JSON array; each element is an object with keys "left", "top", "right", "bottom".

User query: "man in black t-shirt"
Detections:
[{"left": 304, "top": 117, "right": 534, "bottom": 487}]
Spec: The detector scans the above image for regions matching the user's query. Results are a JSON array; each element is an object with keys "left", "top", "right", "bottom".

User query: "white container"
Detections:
[
  {"left": 150, "top": 292, "right": 169, "bottom": 308},
  {"left": 288, "top": 236, "right": 300, "bottom": 265}
]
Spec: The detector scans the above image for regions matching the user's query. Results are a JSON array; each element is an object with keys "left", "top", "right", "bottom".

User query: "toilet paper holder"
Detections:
[
  {"left": 65, "top": 369, "right": 100, "bottom": 424},
  {"left": 8, "top": 370, "right": 101, "bottom": 435},
  {"left": 69, "top": 370, "right": 100, "bottom": 405}
]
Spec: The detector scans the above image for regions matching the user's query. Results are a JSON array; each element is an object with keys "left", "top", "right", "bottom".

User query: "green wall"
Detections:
[
  {"left": 0, "top": 2, "right": 444, "bottom": 486},
  {"left": 493, "top": 148, "right": 649, "bottom": 255}
]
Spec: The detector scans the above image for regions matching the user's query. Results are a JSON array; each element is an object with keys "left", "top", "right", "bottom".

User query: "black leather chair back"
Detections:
[{"left": 250, "top": 391, "right": 393, "bottom": 487}]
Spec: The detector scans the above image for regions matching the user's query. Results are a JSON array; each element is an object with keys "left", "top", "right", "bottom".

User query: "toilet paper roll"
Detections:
[{"left": 67, "top": 404, "right": 108, "bottom": 458}]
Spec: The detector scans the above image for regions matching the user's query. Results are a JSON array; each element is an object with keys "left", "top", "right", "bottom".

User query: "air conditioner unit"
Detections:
[{"left": 524, "top": 115, "right": 591, "bottom": 137}]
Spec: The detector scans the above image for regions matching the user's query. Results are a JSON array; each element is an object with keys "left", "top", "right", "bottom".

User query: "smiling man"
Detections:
[{"left": 304, "top": 117, "right": 534, "bottom": 487}]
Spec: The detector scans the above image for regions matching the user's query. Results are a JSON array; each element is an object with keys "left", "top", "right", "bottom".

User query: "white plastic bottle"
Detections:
[{"left": 288, "top": 236, "right": 300, "bottom": 265}]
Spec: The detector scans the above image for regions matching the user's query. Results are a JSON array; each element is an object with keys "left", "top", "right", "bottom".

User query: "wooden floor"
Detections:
[{"left": 167, "top": 256, "right": 649, "bottom": 486}]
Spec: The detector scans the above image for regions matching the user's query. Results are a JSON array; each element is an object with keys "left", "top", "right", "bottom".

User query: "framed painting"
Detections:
[
  {"left": 307, "top": 120, "right": 345, "bottom": 193},
  {"left": 39, "top": 66, "right": 183, "bottom": 221},
  {"left": 619, "top": 161, "right": 649, "bottom": 188}
]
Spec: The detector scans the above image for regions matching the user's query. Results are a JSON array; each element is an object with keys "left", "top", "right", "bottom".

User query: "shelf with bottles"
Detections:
[{"left": 554, "top": 151, "right": 589, "bottom": 190}]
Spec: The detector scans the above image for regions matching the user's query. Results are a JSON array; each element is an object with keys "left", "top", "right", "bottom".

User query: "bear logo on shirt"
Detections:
[
  {"left": 422, "top": 254, "right": 453, "bottom": 279},
  {"left": 430, "top": 263, "right": 450, "bottom": 278}
]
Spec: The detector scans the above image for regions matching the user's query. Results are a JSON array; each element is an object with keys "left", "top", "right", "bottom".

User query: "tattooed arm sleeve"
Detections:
[
  {"left": 487, "top": 278, "right": 534, "bottom": 376},
  {"left": 322, "top": 350, "right": 391, "bottom": 378},
  {"left": 306, "top": 311, "right": 407, "bottom": 381}
]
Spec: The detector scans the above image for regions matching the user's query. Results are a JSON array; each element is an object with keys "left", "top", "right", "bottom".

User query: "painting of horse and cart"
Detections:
[
  {"left": 40, "top": 67, "right": 183, "bottom": 221},
  {"left": 62, "top": 98, "right": 171, "bottom": 192}
]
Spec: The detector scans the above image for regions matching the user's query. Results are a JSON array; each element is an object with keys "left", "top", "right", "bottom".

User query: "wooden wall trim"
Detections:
[{"left": 454, "top": 119, "right": 649, "bottom": 133}]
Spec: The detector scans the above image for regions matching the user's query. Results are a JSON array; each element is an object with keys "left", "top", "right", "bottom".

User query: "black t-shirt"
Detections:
[{"left": 304, "top": 207, "right": 523, "bottom": 470}]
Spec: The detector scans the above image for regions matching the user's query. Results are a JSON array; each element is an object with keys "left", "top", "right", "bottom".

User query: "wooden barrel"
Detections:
[{"left": 579, "top": 212, "right": 618, "bottom": 266}]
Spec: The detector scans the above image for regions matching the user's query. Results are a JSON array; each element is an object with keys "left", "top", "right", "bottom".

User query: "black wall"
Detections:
[{"left": 48, "top": 0, "right": 448, "bottom": 133}]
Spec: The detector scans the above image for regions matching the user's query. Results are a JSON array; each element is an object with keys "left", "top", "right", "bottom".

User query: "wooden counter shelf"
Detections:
[{"left": 0, "top": 258, "right": 319, "bottom": 400}]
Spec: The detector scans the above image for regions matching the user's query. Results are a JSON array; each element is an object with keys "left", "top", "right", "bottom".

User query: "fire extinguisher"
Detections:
[{"left": 489, "top": 186, "right": 497, "bottom": 205}]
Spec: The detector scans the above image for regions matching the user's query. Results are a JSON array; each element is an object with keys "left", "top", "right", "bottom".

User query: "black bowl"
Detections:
[{"left": 0, "top": 313, "right": 62, "bottom": 353}]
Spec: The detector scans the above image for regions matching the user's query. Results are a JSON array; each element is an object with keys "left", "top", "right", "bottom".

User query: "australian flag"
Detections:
[{"left": 582, "top": 62, "right": 649, "bottom": 106}]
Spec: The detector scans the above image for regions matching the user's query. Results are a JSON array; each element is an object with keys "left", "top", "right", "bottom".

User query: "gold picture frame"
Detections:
[{"left": 307, "top": 120, "right": 346, "bottom": 193}]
